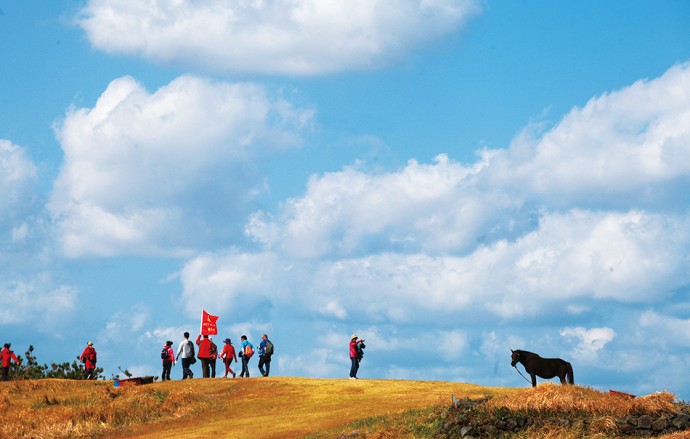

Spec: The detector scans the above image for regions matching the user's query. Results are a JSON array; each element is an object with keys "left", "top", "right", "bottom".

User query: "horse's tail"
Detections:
[{"left": 566, "top": 361, "right": 574, "bottom": 385}]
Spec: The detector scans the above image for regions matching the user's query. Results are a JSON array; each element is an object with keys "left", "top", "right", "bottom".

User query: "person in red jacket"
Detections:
[
  {"left": 79, "top": 341, "right": 98, "bottom": 380},
  {"left": 161, "top": 341, "right": 175, "bottom": 381},
  {"left": 219, "top": 338, "right": 237, "bottom": 378},
  {"left": 196, "top": 334, "right": 212, "bottom": 378},
  {"left": 1, "top": 343, "right": 20, "bottom": 381}
]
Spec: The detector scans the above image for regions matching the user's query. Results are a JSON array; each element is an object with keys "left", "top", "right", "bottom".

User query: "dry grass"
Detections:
[
  {"left": 0, "top": 379, "right": 211, "bottom": 438},
  {"left": 1, "top": 377, "right": 514, "bottom": 438},
  {"left": 3, "top": 379, "right": 685, "bottom": 438},
  {"left": 482, "top": 383, "right": 681, "bottom": 438},
  {"left": 488, "top": 383, "right": 677, "bottom": 417}
]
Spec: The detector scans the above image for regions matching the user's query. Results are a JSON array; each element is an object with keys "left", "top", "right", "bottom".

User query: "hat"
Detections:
[
  {"left": 351, "top": 334, "right": 358, "bottom": 340},
  {"left": 224, "top": 338, "right": 232, "bottom": 344},
  {"left": 166, "top": 341, "right": 173, "bottom": 346},
  {"left": 87, "top": 341, "right": 93, "bottom": 346}
]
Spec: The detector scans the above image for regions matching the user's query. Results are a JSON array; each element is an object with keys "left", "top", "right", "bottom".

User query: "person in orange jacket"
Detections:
[
  {"left": 196, "top": 334, "right": 212, "bottom": 378},
  {"left": 219, "top": 338, "right": 237, "bottom": 378},
  {"left": 79, "top": 341, "right": 98, "bottom": 380},
  {"left": 1, "top": 343, "right": 20, "bottom": 381}
]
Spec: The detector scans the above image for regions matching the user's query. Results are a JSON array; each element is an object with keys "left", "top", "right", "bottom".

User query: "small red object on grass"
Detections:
[
  {"left": 609, "top": 389, "right": 635, "bottom": 399},
  {"left": 114, "top": 376, "right": 155, "bottom": 387}
]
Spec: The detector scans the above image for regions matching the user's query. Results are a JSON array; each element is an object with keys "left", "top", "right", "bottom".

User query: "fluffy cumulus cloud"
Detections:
[
  {"left": 78, "top": 0, "right": 480, "bottom": 75},
  {"left": 50, "top": 75, "right": 313, "bottom": 257},
  {"left": 185, "top": 209, "right": 690, "bottom": 322},
  {"left": 175, "top": 63, "right": 690, "bottom": 392}
]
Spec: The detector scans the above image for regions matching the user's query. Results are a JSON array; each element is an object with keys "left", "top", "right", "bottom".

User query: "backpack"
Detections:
[
  {"left": 88, "top": 348, "right": 97, "bottom": 362},
  {"left": 161, "top": 348, "right": 169, "bottom": 360},
  {"left": 210, "top": 342, "right": 217, "bottom": 357},
  {"left": 265, "top": 341, "right": 274, "bottom": 356},
  {"left": 244, "top": 344, "right": 253, "bottom": 358},
  {"left": 355, "top": 342, "right": 365, "bottom": 360}
]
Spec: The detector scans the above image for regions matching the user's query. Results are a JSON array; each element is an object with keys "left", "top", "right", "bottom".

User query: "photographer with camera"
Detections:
[{"left": 349, "top": 334, "right": 365, "bottom": 379}]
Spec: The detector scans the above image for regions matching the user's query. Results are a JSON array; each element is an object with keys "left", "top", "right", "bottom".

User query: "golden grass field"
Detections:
[{"left": 0, "top": 377, "right": 686, "bottom": 438}]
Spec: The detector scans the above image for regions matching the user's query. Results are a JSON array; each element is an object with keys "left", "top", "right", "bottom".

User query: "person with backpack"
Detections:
[
  {"left": 219, "top": 338, "right": 237, "bottom": 378},
  {"left": 176, "top": 332, "right": 196, "bottom": 379},
  {"left": 161, "top": 341, "right": 175, "bottom": 381},
  {"left": 257, "top": 334, "right": 274, "bottom": 377},
  {"left": 209, "top": 337, "right": 218, "bottom": 378},
  {"left": 349, "top": 334, "right": 365, "bottom": 379},
  {"left": 79, "top": 341, "right": 98, "bottom": 380},
  {"left": 238, "top": 335, "right": 254, "bottom": 378},
  {"left": 1, "top": 343, "right": 20, "bottom": 381},
  {"left": 195, "top": 334, "right": 213, "bottom": 378}
]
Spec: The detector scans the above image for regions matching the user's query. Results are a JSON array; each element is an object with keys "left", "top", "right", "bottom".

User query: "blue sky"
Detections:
[{"left": 2, "top": 0, "right": 690, "bottom": 397}]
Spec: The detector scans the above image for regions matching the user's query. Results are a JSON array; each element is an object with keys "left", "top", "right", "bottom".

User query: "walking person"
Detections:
[
  {"left": 219, "top": 338, "right": 237, "bottom": 378},
  {"left": 176, "top": 332, "right": 196, "bottom": 379},
  {"left": 239, "top": 335, "right": 254, "bottom": 378},
  {"left": 257, "top": 334, "right": 274, "bottom": 377},
  {"left": 161, "top": 341, "right": 175, "bottom": 381},
  {"left": 349, "top": 334, "right": 365, "bottom": 379},
  {"left": 1, "top": 343, "right": 20, "bottom": 381},
  {"left": 79, "top": 341, "right": 98, "bottom": 380},
  {"left": 209, "top": 337, "right": 218, "bottom": 378},
  {"left": 196, "top": 334, "right": 212, "bottom": 378}
]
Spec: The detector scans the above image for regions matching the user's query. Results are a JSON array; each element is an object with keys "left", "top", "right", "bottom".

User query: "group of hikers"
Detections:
[
  {"left": 1, "top": 332, "right": 366, "bottom": 382},
  {"left": 162, "top": 332, "right": 274, "bottom": 381}
]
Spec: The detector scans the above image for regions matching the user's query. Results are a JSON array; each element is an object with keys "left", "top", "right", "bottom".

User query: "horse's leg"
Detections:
[{"left": 531, "top": 373, "right": 537, "bottom": 387}]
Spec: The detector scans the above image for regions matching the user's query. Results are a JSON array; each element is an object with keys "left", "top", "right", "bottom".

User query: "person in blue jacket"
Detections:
[
  {"left": 239, "top": 335, "right": 254, "bottom": 378},
  {"left": 257, "top": 334, "right": 273, "bottom": 377}
]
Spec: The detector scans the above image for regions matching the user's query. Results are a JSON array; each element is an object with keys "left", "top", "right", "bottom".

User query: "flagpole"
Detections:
[{"left": 200, "top": 309, "right": 203, "bottom": 335}]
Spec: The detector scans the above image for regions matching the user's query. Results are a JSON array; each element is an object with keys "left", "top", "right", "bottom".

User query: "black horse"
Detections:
[{"left": 510, "top": 349, "right": 574, "bottom": 387}]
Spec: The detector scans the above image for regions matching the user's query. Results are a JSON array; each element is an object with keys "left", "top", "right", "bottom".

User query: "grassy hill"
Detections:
[{"left": 2, "top": 377, "right": 688, "bottom": 438}]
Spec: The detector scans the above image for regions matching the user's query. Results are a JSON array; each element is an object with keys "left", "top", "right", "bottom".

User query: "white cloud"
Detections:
[
  {"left": 560, "top": 326, "right": 615, "bottom": 362},
  {"left": 180, "top": 209, "right": 690, "bottom": 325},
  {"left": 50, "top": 75, "right": 313, "bottom": 257},
  {"left": 246, "top": 154, "right": 512, "bottom": 258},
  {"left": 78, "top": 0, "right": 481, "bottom": 75}
]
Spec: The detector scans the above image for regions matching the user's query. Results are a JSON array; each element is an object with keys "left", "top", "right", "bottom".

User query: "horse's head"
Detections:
[{"left": 510, "top": 349, "right": 520, "bottom": 367}]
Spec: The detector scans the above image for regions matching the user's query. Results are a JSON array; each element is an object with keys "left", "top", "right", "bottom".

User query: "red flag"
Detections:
[{"left": 201, "top": 309, "right": 219, "bottom": 335}]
